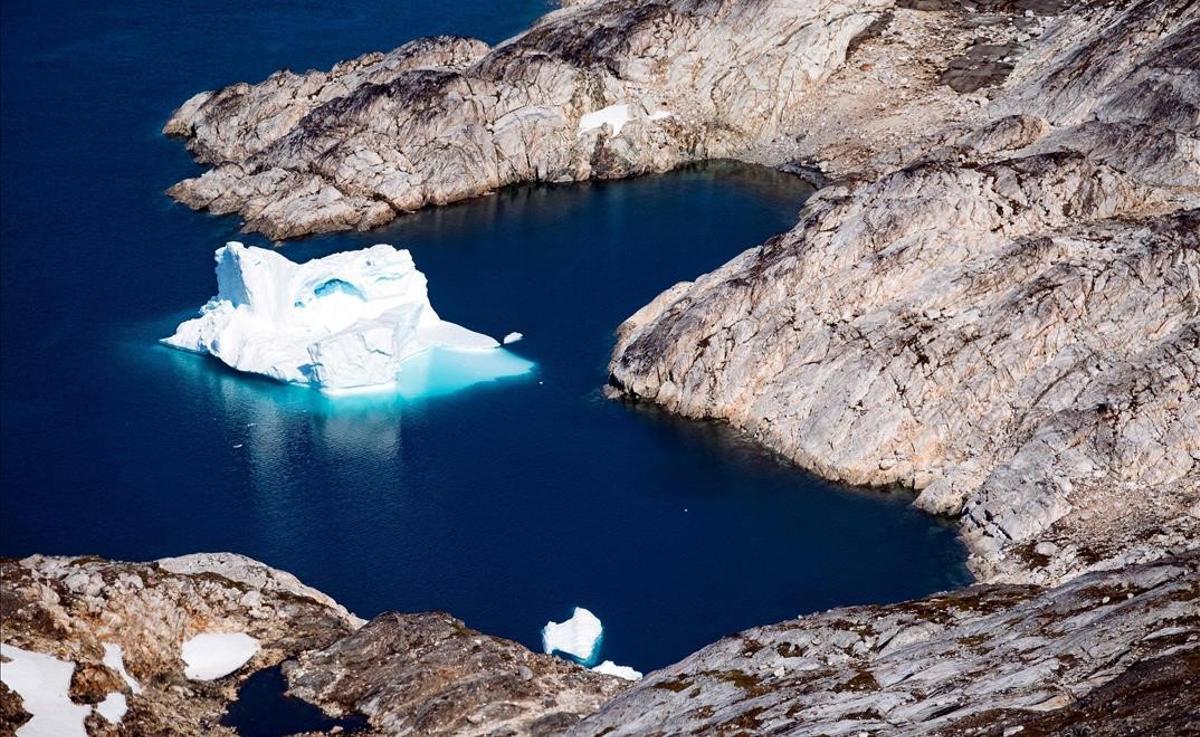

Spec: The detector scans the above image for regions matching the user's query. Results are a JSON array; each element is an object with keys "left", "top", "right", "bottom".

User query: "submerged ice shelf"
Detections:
[{"left": 164, "top": 243, "right": 532, "bottom": 394}]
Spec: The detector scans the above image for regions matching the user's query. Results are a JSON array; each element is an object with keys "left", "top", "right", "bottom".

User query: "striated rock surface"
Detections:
[
  {"left": 164, "top": 0, "right": 890, "bottom": 238},
  {"left": 0, "top": 555, "right": 625, "bottom": 736},
  {"left": 608, "top": 0, "right": 1200, "bottom": 585},
  {"left": 571, "top": 552, "right": 1200, "bottom": 736}
]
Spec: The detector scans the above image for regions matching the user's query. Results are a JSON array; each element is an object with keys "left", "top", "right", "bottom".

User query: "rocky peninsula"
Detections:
[{"left": 4, "top": 0, "right": 1196, "bottom": 733}]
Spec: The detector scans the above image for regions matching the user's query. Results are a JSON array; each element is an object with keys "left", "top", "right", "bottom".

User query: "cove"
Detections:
[{"left": 0, "top": 0, "right": 970, "bottom": 673}]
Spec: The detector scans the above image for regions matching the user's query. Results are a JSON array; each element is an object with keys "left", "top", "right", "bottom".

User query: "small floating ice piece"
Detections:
[
  {"left": 181, "top": 632, "right": 260, "bottom": 681},
  {"left": 591, "top": 660, "right": 643, "bottom": 681},
  {"left": 578, "top": 104, "right": 632, "bottom": 136},
  {"left": 542, "top": 607, "right": 603, "bottom": 664},
  {"left": 95, "top": 693, "right": 128, "bottom": 723},
  {"left": 0, "top": 643, "right": 91, "bottom": 737},
  {"left": 164, "top": 243, "right": 532, "bottom": 394},
  {"left": 503, "top": 332, "right": 523, "bottom": 345},
  {"left": 102, "top": 643, "right": 142, "bottom": 694}
]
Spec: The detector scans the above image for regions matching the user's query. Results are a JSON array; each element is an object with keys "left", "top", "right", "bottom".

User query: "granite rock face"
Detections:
[
  {"left": 0, "top": 555, "right": 625, "bottom": 737},
  {"left": 165, "top": 0, "right": 889, "bottom": 238},
  {"left": 608, "top": 0, "right": 1200, "bottom": 585},
  {"left": 570, "top": 552, "right": 1200, "bottom": 736}
]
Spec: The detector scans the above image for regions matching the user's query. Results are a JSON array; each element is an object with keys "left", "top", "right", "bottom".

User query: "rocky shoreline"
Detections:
[{"left": 4, "top": 0, "right": 1197, "bottom": 733}]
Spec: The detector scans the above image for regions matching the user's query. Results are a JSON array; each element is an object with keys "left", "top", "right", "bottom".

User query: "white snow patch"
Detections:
[
  {"left": 503, "top": 331, "right": 523, "bottom": 344},
  {"left": 578, "top": 104, "right": 632, "bottom": 136},
  {"left": 102, "top": 643, "right": 142, "bottom": 694},
  {"left": 181, "top": 632, "right": 260, "bottom": 681},
  {"left": 0, "top": 643, "right": 91, "bottom": 737},
  {"left": 591, "top": 660, "right": 643, "bottom": 681},
  {"left": 542, "top": 607, "right": 603, "bottom": 664},
  {"left": 164, "top": 243, "right": 530, "bottom": 393},
  {"left": 95, "top": 693, "right": 128, "bottom": 723},
  {"left": 648, "top": 110, "right": 673, "bottom": 121}
]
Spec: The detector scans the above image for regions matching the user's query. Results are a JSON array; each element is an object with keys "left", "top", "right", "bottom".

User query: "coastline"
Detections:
[{"left": 3, "top": 0, "right": 1198, "bottom": 733}]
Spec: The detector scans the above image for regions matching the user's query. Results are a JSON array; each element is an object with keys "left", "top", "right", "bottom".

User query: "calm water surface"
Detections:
[{"left": 0, "top": 0, "right": 969, "bottom": 671}]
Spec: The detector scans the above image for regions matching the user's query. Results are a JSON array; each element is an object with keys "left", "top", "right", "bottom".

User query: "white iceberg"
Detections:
[
  {"left": 0, "top": 643, "right": 92, "bottom": 737},
  {"left": 591, "top": 660, "right": 643, "bottom": 681},
  {"left": 503, "top": 331, "right": 523, "bottom": 344},
  {"left": 164, "top": 243, "right": 532, "bottom": 394},
  {"left": 181, "top": 632, "right": 260, "bottom": 680},
  {"left": 542, "top": 607, "right": 603, "bottom": 664}
]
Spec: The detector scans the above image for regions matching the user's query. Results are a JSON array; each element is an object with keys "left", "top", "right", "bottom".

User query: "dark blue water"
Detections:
[{"left": 1, "top": 0, "right": 969, "bottom": 673}]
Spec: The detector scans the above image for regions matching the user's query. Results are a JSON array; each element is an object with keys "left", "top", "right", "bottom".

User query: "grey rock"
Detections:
[
  {"left": 165, "top": 0, "right": 889, "bottom": 238},
  {"left": 569, "top": 554, "right": 1200, "bottom": 737}
]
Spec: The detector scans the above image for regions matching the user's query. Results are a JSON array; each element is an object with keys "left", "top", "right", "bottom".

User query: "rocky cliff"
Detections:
[
  {"left": 164, "top": 0, "right": 889, "bottom": 238},
  {"left": 607, "top": 0, "right": 1200, "bottom": 586}
]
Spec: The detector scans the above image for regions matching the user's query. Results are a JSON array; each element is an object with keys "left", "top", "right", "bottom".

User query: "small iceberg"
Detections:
[
  {"left": 503, "top": 331, "right": 523, "bottom": 345},
  {"left": 164, "top": 243, "right": 533, "bottom": 394},
  {"left": 181, "top": 632, "right": 260, "bottom": 681},
  {"left": 591, "top": 660, "right": 643, "bottom": 681},
  {"left": 542, "top": 607, "right": 603, "bottom": 665}
]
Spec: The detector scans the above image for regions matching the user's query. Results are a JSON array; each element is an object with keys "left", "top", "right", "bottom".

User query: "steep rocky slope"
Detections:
[
  {"left": 571, "top": 552, "right": 1200, "bottom": 736},
  {"left": 608, "top": 0, "right": 1199, "bottom": 586}
]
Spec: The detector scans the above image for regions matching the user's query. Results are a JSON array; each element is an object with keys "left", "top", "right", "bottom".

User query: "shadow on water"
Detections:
[{"left": 221, "top": 666, "right": 368, "bottom": 737}]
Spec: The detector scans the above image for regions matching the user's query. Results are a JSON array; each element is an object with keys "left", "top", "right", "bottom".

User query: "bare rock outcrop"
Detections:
[
  {"left": 0, "top": 553, "right": 361, "bottom": 735},
  {"left": 570, "top": 552, "right": 1200, "bottom": 736},
  {"left": 164, "top": 0, "right": 890, "bottom": 238},
  {"left": 608, "top": 0, "right": 1200, "bottom": 585},
  {"left": 284, "top": 612, "right": 626, "bottom": 736},
  {"left": 0, "top": 555, "right": 625, "bottom": 737}
]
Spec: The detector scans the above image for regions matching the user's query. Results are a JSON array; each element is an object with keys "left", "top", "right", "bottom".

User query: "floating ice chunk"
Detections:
[
  {"left": 181, "top": 632, "right": 260, "bottom": 680},
  {"left": 503, "top": 332, "right": 523, "bottom": 344},
  {"left": 0, "top": 643, "right": 91, "bottom": 737},
  {"left": 95, "top": 693, "right": 128, "bottom": 723},
  {"left": 164, "top": 243, "right": 532, "bottom": 393},
  {"left": 591, "top": 660, "right": 643, "bottom": 681},
  {"left": 542, "top": 607, "right": 603, "bottom": 664},
  {"left": 578, "top": 104, "right": 632, "bottom": 136}
]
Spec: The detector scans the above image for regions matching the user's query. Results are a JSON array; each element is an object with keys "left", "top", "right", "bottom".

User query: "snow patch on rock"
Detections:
[
  {"left": 181, "top": 632, "right": 260, "bottom": 680},
  {"left": 0, "top": 643, "right": 92, "bottom": 737},
  {"left": 578, "top": 104, "right": 631, "bottom": 136},
  {"left": 164, "top": 243, "right": 532, "bottom": 393},
  {"left": 542, "top": 607, "right": 603, "bottom": 664},
  {"left": 591, "top": 660, "right": 643, "bottom": 680},
  {"left": 95, "top": 693, "right": 128, "bottom": 723},
  {"left": 102, "top": 643, "right": 142, "bottom": 694}
]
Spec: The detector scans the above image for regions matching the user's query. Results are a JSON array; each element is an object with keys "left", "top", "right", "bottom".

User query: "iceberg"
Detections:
[
  {"left": 164, "top": 242, "right": 532, "bottom": 393},
  {"left": 181, "top": 632, "right": 260, "bottom": 680},
  {"left": 591, "top": 660, "right": 643, "bottom": 681},
  {"left": 542, "top": 607, "right": 603, "bottom": 665}
]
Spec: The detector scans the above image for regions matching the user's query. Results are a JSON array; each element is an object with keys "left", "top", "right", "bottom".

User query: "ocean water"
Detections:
[{"left": 0, "top": 0, "right": 970, "bottom": 674}]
